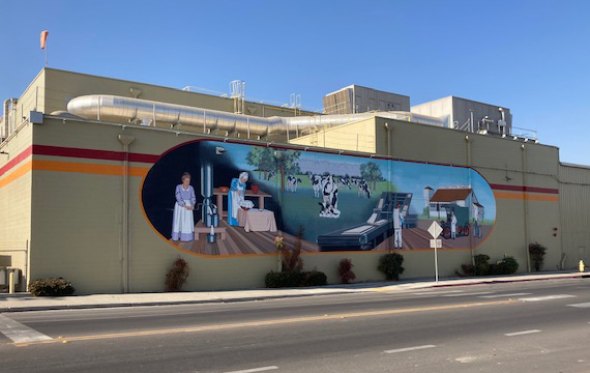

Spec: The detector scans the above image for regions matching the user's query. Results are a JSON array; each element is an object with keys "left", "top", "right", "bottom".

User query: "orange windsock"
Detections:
[{"left": 40, "top": 30, "right": 49, "bottom": 50}]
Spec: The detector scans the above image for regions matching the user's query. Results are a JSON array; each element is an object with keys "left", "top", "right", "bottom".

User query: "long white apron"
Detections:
[{"left": 172, "top": 200, "right": 194, "bottom": 241}]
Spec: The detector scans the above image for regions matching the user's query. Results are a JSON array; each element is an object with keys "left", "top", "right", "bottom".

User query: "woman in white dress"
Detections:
[
  {"left": 171, "top": 172, "right": 197, "bottom": 241},
  {"left": 228, "top": 172, "right": 253, "bottom": 226}
]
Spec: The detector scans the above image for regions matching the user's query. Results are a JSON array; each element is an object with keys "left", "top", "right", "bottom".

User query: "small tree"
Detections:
[
  {"left": 529, "top": 242, "right": 547, "bottom": 272},
  {"left": 338, "top": 258, "right": 356, "bottom": 284},
  {"left": 378, "top": 253, "right": 405, "bottom": 281},
  {"left": 165, "top": 257, "right": 189, "bottom": 291}
]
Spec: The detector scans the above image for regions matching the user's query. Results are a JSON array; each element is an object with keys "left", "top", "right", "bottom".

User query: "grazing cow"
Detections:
[
  {"left": 265, "top": 169, "right": 276, "bottom": 181},
  {"left": 308, "top": 172, "right": 322, "bottom": 198},
  {"left": 287, "top": 175, "right": 302, "bottom": 192},
  {"left": 357, "top": 179, "right": 371, "bottom": 199},
  {"left": 339, "top": 174, "right": 354, "bottom": 190},
  {"left": 318, "top": 174, "right": 341, "bottom": 218}
]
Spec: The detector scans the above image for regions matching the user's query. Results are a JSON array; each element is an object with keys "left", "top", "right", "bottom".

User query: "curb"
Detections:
[
  {"left": 429, "top": 273, "right": 590, "bottom": 289},
  {"left": 0, "top": 291, "right": 352, "bottom": 313},
  {"left": 1, "top": 273, "right": 588, "bottom": 313}
]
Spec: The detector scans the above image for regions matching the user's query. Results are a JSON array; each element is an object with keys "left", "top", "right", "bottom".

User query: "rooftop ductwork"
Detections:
[{"left": 66, "top": 95, "right": 444, "bottom": 139}]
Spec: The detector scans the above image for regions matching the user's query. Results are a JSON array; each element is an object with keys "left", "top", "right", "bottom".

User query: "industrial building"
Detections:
[{"left": 1, "top": 68, "right": 589, "bottom": 294}]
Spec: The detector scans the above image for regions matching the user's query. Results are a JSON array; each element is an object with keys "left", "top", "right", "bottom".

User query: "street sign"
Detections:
[
  {"left": 427, "top": 221, "right": 443, "bottom": 239},
  {"left": 429, "top": 239, "right": 442, "bottom": 249}
]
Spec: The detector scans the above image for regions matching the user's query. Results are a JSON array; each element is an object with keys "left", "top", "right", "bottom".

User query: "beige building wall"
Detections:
[
  {"left": 559, "top": 163, "right": 590, "bottom": 267},
  {"left": 289, "top": 118, "right": 376, "bottom": 153},
  {"left": 0, "top": 123, "right": 33, "bottom": 289}
]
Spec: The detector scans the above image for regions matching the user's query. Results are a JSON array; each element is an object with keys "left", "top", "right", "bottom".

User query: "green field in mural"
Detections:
[{"left": 141, "top": 140, "right": 496, "bottom": 256}]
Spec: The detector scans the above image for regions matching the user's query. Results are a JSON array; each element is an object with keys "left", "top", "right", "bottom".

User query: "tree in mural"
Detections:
[
  {"left": 360, "top": 161, "right": 383, "bottom": 189},
  {"left": 246, "top": 147, "right": 301, "bottom": 192},
  {"left": 246, "top": 147, "right": 275, "bottom": 179}
]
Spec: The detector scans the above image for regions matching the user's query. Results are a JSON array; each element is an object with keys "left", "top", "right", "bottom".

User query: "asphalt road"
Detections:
[{"left": 0, "top": 278, "right": 589, "bottom": 373}]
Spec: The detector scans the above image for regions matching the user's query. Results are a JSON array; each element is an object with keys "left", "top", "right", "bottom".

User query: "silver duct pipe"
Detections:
[
  {"left": 66, "top": 95, "right": 444, "bottom": 139},
  {"left": 2, "top": 98, "right": 17, "bottom": 140}
]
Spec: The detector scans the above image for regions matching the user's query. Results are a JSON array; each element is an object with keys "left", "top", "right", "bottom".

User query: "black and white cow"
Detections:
[
  {"left": 318, "top": 173, "right": 340, "bottom": 218},
  {"left": 265, "top": 169, "right": 276, "bottom": 181},
  {"left": 287, "top": 175, "right": 302, "bottom": 192},
  {"left": 308, "top": 172, "right": 322, "bottom": 198},
  {"left": 357, "top": 178, "right": 371, "bottom": 199}
]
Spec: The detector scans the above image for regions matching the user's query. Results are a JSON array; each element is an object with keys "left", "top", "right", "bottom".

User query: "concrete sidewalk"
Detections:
[{"left": 1, "top": 271, "right": 588, "bottom": 313}]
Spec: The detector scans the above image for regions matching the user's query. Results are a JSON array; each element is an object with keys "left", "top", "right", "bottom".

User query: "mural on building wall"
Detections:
[{"left": 141, "top": 140, "right": 496, "bottom": 255}]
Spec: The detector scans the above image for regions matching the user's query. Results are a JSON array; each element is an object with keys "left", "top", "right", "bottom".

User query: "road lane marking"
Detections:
[
  {"left": 411, "top": 290, "right": 464, "bottom": 295},
  {"left": 567, "top": 301, "right": 590, "bottom": 308},
  {"left": 56, "top": 299, "right": 515, "bottom": 344},
  {"left": 384, "top": 345, "right": 436, "bottom": 354},
  {"left": 480, "top": 293, "right": 531, "bottom": 299},
  {"left": 224, "top": 366, "right": 279, "bottom": 373},
  {"left": 443, "top": 292, "right": 494, "bottom": 297},
  {"left": 0, "top": 314, "right": 53, "bottom": 344},
  {"left": 505, "top": 329, "right": 541, "bottom": 337},
  {"left": 519, "top": 294, "right": 575, "bottom": 302}
]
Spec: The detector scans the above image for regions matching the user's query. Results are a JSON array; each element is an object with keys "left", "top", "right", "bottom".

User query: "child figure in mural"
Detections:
[
  {"left": 172, "top": 172, "right": 196, "bottom": 242},
  {"left": 228, "top": 172, "right": 254, "bottom": 226},
  {"left": 393, "top": 203, "right": 406, "bottom": 249}
]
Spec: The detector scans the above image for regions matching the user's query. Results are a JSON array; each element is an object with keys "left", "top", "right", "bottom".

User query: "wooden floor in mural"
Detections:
[
  {"left": 175, "top": 220, "right": 490, "bottom": 255},
  {"left": 177, "top": 220, "right": 320, "bottom": 256}
]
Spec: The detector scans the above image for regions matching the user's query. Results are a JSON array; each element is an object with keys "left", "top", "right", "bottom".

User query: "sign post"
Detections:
[{"left": 427, "top": 221, "right": 443, "bottom": 283}]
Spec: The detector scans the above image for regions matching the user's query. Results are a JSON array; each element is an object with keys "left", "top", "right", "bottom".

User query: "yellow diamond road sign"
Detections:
[{"left": 427, "top": 221, "right": 443, "bottom": 239}]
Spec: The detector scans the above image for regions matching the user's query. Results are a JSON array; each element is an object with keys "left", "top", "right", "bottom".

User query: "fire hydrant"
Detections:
[{"left": 579, "top": 260, "right": 586, "bottom": 272}]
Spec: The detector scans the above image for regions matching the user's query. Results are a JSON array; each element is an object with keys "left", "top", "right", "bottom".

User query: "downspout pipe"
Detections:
[{"left": 118, "top": 134, "right": 135, "bottom": 293}]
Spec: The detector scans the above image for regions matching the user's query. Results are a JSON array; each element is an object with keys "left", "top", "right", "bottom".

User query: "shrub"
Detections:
[
  {"left": 456, "top": 263, "right": 475, "bottom": 277},
  {"left": 457, "top": 255, "right": 519, "bottom": 276},
  {"left": 301, "top": 270, "right": 328, "bottom": 287},
  {"left": 474, "top": 254, "right": 491, "bottom": 276},
  {"left": 494, "top": 256, "right": 519, "bottom": 275},
  {"left": 165, "top": 257, "right": 189, "bottom": 292},
  {"left": 529, "top": 242, "right": 547, "bottom": 272},
  {"left": 264, "top": 271, "right": 303, "bottom": 288},
  {"left": 265, "top": 270, "right": 326, "bottom": 288},
  {"left": 378, "top": 253, "right": 405, "bottom": 281},
  {"left": 28, "top": 277, "right": 75, "bottom": 296},
  {"left": 338, "top": 258, "right": 356, "bottom": 284}
]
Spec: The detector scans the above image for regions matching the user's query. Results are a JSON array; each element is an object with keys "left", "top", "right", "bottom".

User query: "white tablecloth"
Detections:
[{"left": 244, "top": 209, "right": 277, "bottom": 232}]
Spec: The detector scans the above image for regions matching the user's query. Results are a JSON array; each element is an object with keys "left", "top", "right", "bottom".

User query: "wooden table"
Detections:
[{"left": 214, "top": 188, "right": 272, "bottom": 218}]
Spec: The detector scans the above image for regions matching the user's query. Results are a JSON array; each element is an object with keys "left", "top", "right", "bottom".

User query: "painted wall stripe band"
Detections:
[
  {"left": 0, "top": 144, "right": 562, "bottom": 201},
  {"left": 33, "top": 144, "right": 159, "bottom": 164}
]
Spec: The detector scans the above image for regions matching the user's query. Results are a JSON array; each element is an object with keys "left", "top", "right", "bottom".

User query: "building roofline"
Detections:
[{"left": 40, "top": 67, "right": 319, "bottom": 115}]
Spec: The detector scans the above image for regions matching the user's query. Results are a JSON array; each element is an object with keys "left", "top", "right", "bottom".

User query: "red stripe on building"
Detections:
[
  {"left": 0, "top": 145, "right": 33, "bottom": 177},
  {"left": 33, "top": 145, "right": 159, "bottom": 163},
  {"left": 490, "top": 183, "right": 559, "bottom": 195}
]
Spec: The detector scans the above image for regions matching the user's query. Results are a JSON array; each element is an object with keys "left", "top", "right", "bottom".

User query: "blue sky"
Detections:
[{"left": 1, "top": 0, "right": 589, "bottom": 164}]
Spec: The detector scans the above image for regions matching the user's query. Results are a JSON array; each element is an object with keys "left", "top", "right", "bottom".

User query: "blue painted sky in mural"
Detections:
[{"left": 221, "top": 141, "right": 496, "bottom": 219}]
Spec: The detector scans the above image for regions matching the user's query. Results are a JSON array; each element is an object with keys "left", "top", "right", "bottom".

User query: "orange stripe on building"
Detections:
[
  {"left": 494, "top": 191, "right": 559, "bottom": 202},
  {"left": 0, "top": 160, "right": 32, "bottom": 188},
  {"left": 32, "top": 160, "right": 149, "bottom": 177},
  {"left": 0, "top": 160, "right": 149, "bottom": 189}
]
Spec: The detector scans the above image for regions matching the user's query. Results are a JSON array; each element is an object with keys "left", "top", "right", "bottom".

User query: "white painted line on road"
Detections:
[
  {"left": 567, "top": 302, "right": 590, "bottom": 308},
  {"left": 505, "top": 329, "right": 541, "bottom": 337},
  {"left": 0, "top": 314, "right": 53, "bottom": 344},
  {"left": 224, "top": 366, "right": 279, "bottom": 373},
  {"left": 443, "top": 291, "right": 494, "bottom": 297},
  {"left": 519, "top": 294, "right": 575, "bottom": 302},
  {"left": 411, "top": 290, "right": 463, "bottom": 295},
  {"left": 224, "top": 366, "right": 278, "bottom": 373},
  {"left": 479, "top": 293, "right": 531, "bottom": 299},
  {"left": 384, "top": 344, "right": 436, "bottom": 354}
]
